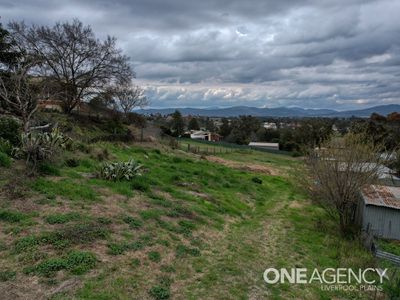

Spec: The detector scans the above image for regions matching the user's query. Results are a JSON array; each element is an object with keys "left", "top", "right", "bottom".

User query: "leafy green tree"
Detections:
[
  {"left": 227, "top": 116, "right": 260, "bottom": 145},
  {"left": 219, "top": 118, "right": 231, "bottom": 138},
  {"left": 170, "top": 110, "right": 185, "bottom": 137},
  {"left": 188, "top": 117, "right": 200, "bottom": 130},
  {"left": 205, "top": 117, "right": 215, "bottom": 132},
  {"left": 297, "top": 118, "right": 334, "bottom": 148}
]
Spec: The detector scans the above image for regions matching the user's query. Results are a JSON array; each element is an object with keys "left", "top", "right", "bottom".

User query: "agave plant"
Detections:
[
  {"left": 15, "top": 127, "right": 71, "bottom": 172},
  {"left": 98, "top": 159, "right": 143, "bottom": 181}
]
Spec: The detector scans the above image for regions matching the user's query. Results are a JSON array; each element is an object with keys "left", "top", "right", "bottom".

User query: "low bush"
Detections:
[
  {"left": 98, "top": 159, "right": 143, "bottom": 181},
  {"left": 65, "top": 158, "right": 80, "bottom": 167},
  {"left": 149, "top": 285, "right": 170, "bottom": 300},
  {"left": 0, "top": 210, "right": 30, "bottom": 223},
  {"left": 32, "top": 251, "right": 97, "bottom": 277},
  {"left": 0, "top": 152, "right": 11, "bottom": 168},
  {"left": 0, "top": 116, "right": 21, "bottom": 145},
  {"left": 251, "top": 177, "right": 263, "bottom": 184},
  {"left": 14, "top": 222, "right": 108, "bottom": 253},
  {"left": 15, "top": 128, "right": 71, "bottom": 173},
  {"left": 0, "top": 138, "right": 13, "bottom": 156}
]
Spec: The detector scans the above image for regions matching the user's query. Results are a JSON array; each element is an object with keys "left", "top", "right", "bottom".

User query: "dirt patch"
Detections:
[
  {"left": 288, "top": 200, "right": 304, "bottom": 209},
  {"left": 204, "top": 156, "right": 280, "bottom": 176}
]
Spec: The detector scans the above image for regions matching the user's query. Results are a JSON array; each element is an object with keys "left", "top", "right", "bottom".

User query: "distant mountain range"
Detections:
[{"left": 137, "top": 104, "right": 400, "bottom": 118}]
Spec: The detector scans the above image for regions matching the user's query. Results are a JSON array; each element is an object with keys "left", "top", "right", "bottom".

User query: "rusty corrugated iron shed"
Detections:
[{"left": 362, "top": 185, "right": 400, "bottom": 209}]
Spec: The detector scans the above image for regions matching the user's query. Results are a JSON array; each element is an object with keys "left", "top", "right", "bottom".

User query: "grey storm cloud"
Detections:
[{"left": 1, "top": 0, "right": 400, "bottom": 109}]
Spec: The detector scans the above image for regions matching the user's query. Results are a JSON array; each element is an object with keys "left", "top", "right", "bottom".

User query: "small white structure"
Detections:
[
  {"left": 190, "top": 130, "right": 209, "bottom": 140},
  {"left": 263, "top": 122, "right": 277, "bottom": 130},
  {"left": 248, "top": 142, "right": 280, "bottom": 150},
  {"left": 190, "top": 130, "right": 221, "bottom": 142}
]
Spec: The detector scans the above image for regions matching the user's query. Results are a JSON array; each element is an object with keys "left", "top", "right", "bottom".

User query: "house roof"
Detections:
[
  {"left": 362, "top": 185, "right": 400, "bottom": 209},
  {"left": 191, "top": 130, "right": 209, "bottom": 136},
  {"left": 248, "top": 142, "right": 279, "bottom": 147}
]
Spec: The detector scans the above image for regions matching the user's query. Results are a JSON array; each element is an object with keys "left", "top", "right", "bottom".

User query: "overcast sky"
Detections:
[{"left": 1, "top": 0, "right": 400, "bottom": 109}]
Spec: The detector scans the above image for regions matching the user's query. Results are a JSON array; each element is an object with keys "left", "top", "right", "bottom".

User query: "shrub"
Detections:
[
  {"left": 14, "top": 236, "right": 39, "bottom": 253},
  {"left": 0, "top": 152, "right": 11, "bottom": 168},
  {"left": 15, "top": 128, "right": 71, "bottom": 172},
  {"left": 35, "top": 258, "right": 67, "bottom": 277},
  {"left": 0, "top": 138, "right": 12, "bottom": 156},
  {"left": 98, "top": 159, "right": 143, "bottom": 181},
  {"left": 33, "top": 251, "right": 96, "bottom": 277},
  {"left": 65, "top": 158, "right": 80, "bottom": 167},
  {"left": 251, "top": 177, "right": 263, "bottom": 184},
  {"left": 149, "top": 285, "right": 170, "bottom": 300},
  {"left": 0, "top": 210, "right": 29, "bottom": 223},
  {"left": 0, "top": 116, "right": 21, "bottom": 145},
  {"left": 65, "top": 251, "right": 97, "bottom": 275}
]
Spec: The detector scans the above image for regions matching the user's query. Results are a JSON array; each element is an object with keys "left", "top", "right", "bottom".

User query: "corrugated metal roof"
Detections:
[{"left": 362, "top": 185, "right": 400, "bottom": 209}]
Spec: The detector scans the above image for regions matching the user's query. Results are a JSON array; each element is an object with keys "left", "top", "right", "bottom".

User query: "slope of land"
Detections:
[{"left": 0, "top": 131, "right": 385, "bottom": 299}]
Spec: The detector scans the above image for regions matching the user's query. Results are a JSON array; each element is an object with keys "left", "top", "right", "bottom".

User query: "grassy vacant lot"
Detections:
[{"left": 0, "top": 135, "right": 382, "bottom": 299}]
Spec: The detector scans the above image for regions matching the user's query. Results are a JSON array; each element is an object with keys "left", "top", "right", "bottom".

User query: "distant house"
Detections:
[
  {"left": 37, "top": 99, "right": 63, "bottom": 112},
  {"left": 357, "top": 185, "right": 400, "bottom": 240},
  {"left": 190, "top": 130, "right": 221, "bottom": 142},
  {"left": 263, "top": 122, "right": 277, "bottom": 130},
  {"left": 248, "top": 142, "right": 279, "bottom": 150}
]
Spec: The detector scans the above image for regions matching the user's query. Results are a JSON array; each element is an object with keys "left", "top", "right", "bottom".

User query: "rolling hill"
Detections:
[{"left": 137, "top": 104, "right": 400, "bottom": 118}]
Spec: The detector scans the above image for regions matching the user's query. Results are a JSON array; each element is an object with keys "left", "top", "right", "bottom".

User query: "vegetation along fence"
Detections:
[{"left": 177, "top": 138, "right": 292, "bottom": 156}]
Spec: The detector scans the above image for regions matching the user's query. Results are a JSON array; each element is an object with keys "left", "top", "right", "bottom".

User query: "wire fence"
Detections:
[{"left": 177, "top": 138, "right": 292, "bottom": 156}]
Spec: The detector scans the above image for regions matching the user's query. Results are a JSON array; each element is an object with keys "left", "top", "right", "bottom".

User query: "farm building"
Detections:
[
  {"left": 190, "top": 130, "right": 221, "bottom": 142},
  {"left": 248, "top": 142, "right": 279, "bottom": 150},
  {"left": 338, "top": 162, "right": 400, "bottom": 187},
  {"left": 357, "top": 185, "right": 400, "bottom": 240}
]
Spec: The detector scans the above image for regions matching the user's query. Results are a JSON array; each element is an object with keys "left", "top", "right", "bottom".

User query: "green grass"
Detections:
[
  {"left": 29, "top": 251, "right": 97, "bottom": 277},
  {"left": 0, "top": 210, "right": 31, "bottom": 223},
  {"left": 45, "top": 212, "right": 81, "bottom": 224},
  {"left": 377, "top": 239, "right": 400, "bottom": 256},
  {"left": 0, "top": 136, "right": 383, "bottom": 299},
  {"left": 31, "top": 178, "right": 98, "bottom": 202}
]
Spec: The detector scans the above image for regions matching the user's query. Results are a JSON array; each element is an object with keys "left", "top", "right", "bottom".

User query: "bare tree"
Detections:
[
  {"left": 303, "top": 133, "right": 387, "bottom": 236},
  {"left": 0, "top": 25, "right": 41, "bottom": 132},
  {"left": 114, "top": 84, "right": 147, "bottom": 118},
  {"left": 0, "top": 63, "right": 40, "bottom": 132},
  {"left": 9, "top": 19, "right": 134, "bottom": 114}
]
